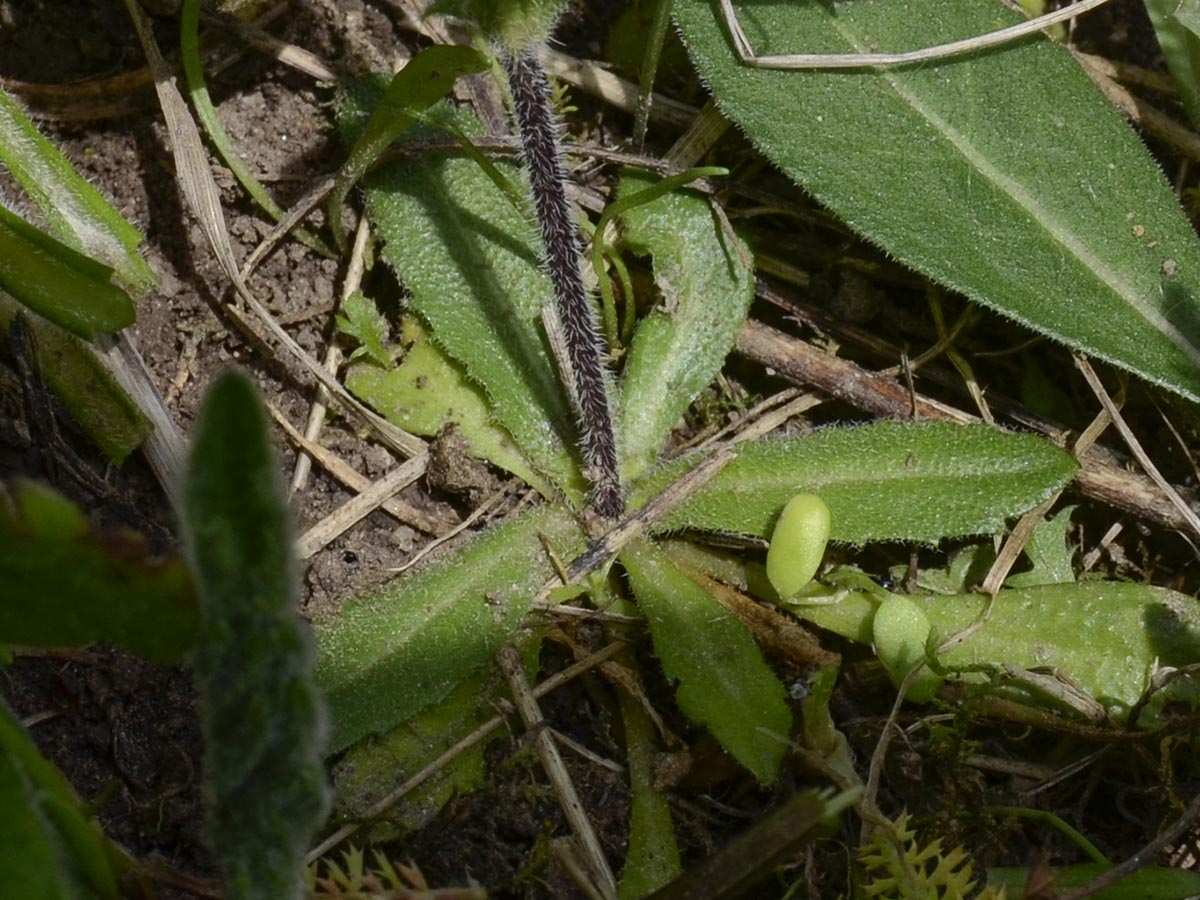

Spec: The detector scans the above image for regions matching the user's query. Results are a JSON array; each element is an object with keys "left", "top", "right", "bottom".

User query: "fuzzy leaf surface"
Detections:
[
  {"left": 183, "top": 371, "right": 328, "bottom": 900},
  {"left": 638, "top": 421, "right": 1076, "bottom": 543},
  {"left": 793, "top": 581, "right": 1200, "bottom": 717},
  {"left": 622, "top": 539, "right": 791, "bottom": 783},
  {"left": 617, "top": 169, "right": 753, "bottom": 480},
  {"left": 346, "top": 319, "right": 551, "bottom": 496},
  {"left": 316, "top": 504, "right": 586, "bottom": 753},
  {"left": 0, "top": 85, "right": 154, "bottom": 294},
  {"left": 676, "top": 0, "right": 1200, "bottom": 402},
  {"left": 361, "top": 120, "right": 584, "bottom": 501},
  {"left": 0, "top": 480, "right": 197, "bottom": 663}
]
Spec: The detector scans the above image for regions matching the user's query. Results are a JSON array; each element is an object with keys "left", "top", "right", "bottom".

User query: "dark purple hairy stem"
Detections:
[{"left": 503, "top": 49, "right": 623, "bottom": 518}]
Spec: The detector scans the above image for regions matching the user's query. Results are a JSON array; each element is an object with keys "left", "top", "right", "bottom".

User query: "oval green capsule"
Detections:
[{"left": 766, "top": 493, "right": 831, "bottom": 600}]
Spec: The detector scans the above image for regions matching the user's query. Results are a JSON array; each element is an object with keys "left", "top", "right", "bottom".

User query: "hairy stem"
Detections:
[{"left": 503, "top": 48, "right": 623, "bottom": 518}]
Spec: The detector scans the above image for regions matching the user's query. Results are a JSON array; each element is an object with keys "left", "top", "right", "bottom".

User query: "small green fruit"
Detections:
[
  {"left": 766, "top": 493, "right": 831, "bottom": 600},
  {"left": 872, "top": 594, "right": 944, "bottom": 702}
]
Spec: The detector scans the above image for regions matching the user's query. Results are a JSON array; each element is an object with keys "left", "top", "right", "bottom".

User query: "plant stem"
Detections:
[{"left": 503, "top": 48, "right": 623, "bottom": 519}]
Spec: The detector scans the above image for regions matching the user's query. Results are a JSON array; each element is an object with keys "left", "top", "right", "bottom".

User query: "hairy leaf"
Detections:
[
  {"left": 0, "top": 85, "right": 154, "bottom": 294},
  {"left": 346, "top": 318, "right": 552, "bottom": 496},
  {"left": 637, "top": 421, "right": 1077, "bottom": 544},
  {"left": 316, "top": 504, "right": 586, "bottom": 753},
  {"left": 336, "top": 292, "right": 392, "bottom": 369},
  {"left": 0, "top": 480, "right": 197, "bottom": 663},
  {"left": 622, "top": 539, "right": 791, "bottom": 783},
  {"left": 183, "top": 371, "right": 329, "bottom": 900},
  {"left": 792, "top": 580, "right": 1200, "bottom": 718},
  {"left": 617, "top": 168, "right": 753, "bottom": 480},
  {"left": 360, "top": 112, "right": 585, "bottom": 502},
  {"left": 676, "top": 0, "right": 1200, "bottom": 402}
]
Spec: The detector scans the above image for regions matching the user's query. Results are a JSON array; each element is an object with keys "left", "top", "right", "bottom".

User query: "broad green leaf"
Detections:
[
  {"left": 1145, "top": 0, "right": 1200, "bottom": 129},
  {"left": 637, "top": 421, "right": 1077, "bottom": 544},
  {"left": 0, "top": 480, "right": 197, "bottom": 663},
  {"left": 183, "top": 371, "right": 329, "bottom": 900},
  {"left": 331, "top": 671, "right": 492, "bottom": 840},
  {"left": 676, "top": 0, "right": 1200, "bottom": 402},
  {"left": 0, "top": 300, "right": 151, "bottom": 463},
  {"left": 0, "top": 86, "right": 154, "bottom": 294},
  {"left": 617, "top": 169, "right": 753, "bottom": 480},
  {"left": 359, "top": 112, "right": 585, "bottom": 502},
  {"left": 327, "top": 45, "right": 489, "bottom": 249},
  {"left": 792, "top": 581, "right": 1200, "bottom": 718},
  {"left": 0, "top": 204, "right": 134, "bottom": 339},
  {"left": 621, "top": 539, "right": 791, "bottom": 784},
  {"left": 0, "top": 700, "right": 121, "bottom": 900},
  {"left": 316, "top": 504, "right": 587, "bottom": 753},
  {"left": 346, "top": 318, "right": 553, "bottom": 497}
]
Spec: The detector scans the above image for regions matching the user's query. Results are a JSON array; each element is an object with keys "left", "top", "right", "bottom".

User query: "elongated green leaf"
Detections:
[
  {"left": 1145, "top": 0, "right": 1200, "bottom": 129},
  {"left": 0, "top": 205, "right": 134, "bottom": 339},
  {"left": 0, "top": 299, "right": 151, "bottom": 462},
  {"left": 346, "top": 318, "right": 552, "bottom": 496},
  {"left": 328, "top": 45, "right": 488, "bottom": 249},
  {"left": 183, "top": 371, "right": 328, "bottom": 900},
  {"left": 359, "top": 112, "right": 585, "bottom": 501},
  {"left": 0, "top": 86, "right": 154, "bottom": 294},
  {"left": 792, "top": 580, "right": 1200, "bottom": 718},
  {"left": 676, "top": 0, "right": 1200, "bottom": 402},
  {"left": 332, "top": 670, "right": 492, "bottom": 839},
  {"left": 988, "top": 864, "right": 1200, "bottom": 898},
  {"left": 0, "top": 700, "right": 121, "bottom": 900},
  {"left": 637, "top": 421, "right": 1076, "bottom": 543},
  {"left": 617, "top": 169, "right": 753, "bottom": 480},
  {"left": 0, "top": 480, "right": 197, "bottom": 663},
  {"left": 622, "top": 539, "right": 791, "bottom": 784},
  {"left": 316, "top": 504, "right": 587, "bottom": 753}
]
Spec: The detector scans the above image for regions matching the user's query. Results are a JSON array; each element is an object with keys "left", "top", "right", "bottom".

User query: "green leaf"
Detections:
[
  {"left": 0, "top": 204, "right": 134, "bottom": 339},
  {"left": 988, "top": 864, "right": 1200, "bottom": 898},
  {"left": 0, "top": 300, "right": 151, "bottom": 463},
  {"left": 345, "top": 318, "right": 552, "bottom": 496},
  {"left": 794, "top": 581, "right": 1200, "bottom": 718},
  {"left": 638, "top": 421, "right": 1077, "bottom": 544},
  {"left": 316, "top": 504, "right": 587, "bottom": 754},
  {"left": 0, "top": 700, "right": 121, "bottom": 900},
  {"left": 0, "top": 85, "right": 154, "bottom": 294},
  {"left": 336, "top": 292, "right": 392, "bottom": 368},
  {"left": 359, "top": 112, "right": 585, "bottom": 501},
  {"left": 432, "top": 0, "right": 569, "bottom": 48},
  {"left": 328, "top": 45, "right": 489, "bottom": 249},
  {"left": 183, "top": 370, "right": 329, "bottom": 900},
  {"left": 616, "top": 169, "right": 753, "bottom": 480},
  {"left": 621, "top": 539, "right": 791, "bottom": 784},
  {"left": 0, "top": 480, "right": 197, "bottom": 663},
  {"left": 1005, "top": 506, "right": 1076, "bottom": 587},
  {"left": 331, "top": 671, "right": 493, "bottom": 840},
  {"left": 675, "top": 0, "right": 1200, "bottom": 403},
  {"left": 1145, "top": 0, "right": 1200, "bottom": 129}
]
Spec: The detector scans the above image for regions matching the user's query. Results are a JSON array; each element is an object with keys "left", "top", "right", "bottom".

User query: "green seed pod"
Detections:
[
  {"left": 872, "top": 594, "right": 944, "bottom": 703},
  {"left": 766, "top": 493, "right": 831, "bottom": 600}
]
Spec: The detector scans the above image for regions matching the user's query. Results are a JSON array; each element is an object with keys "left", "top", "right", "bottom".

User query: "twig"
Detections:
[
  {"left": 294, "top": 455, "right": 428, "bottom": 559},
  {"left": 496, "top": 644, "right": 617, "bottom": 900},
  {"left": 305, "top": 640, "right": 627, "bottom": 864},
  {"left": 1075, "top": 356, "right": 1200, "bottom": 542}
]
